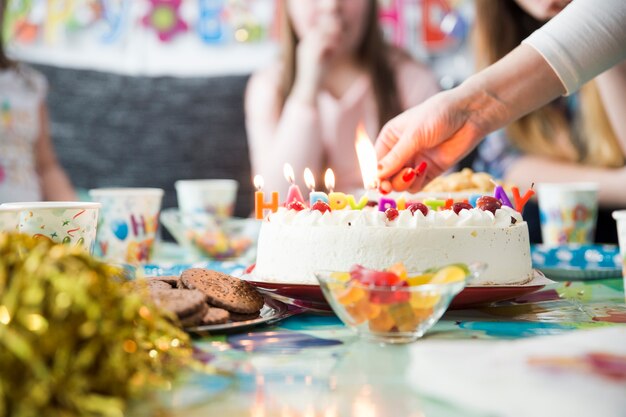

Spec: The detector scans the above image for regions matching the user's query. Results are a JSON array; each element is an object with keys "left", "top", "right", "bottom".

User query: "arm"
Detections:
[
  {"left": 506, "top": 155, "right": 626, "bottom": 207},
  {"left": 35, "top": 104, "right": 76, "bottom": 201},
  {"left": 245, "top": 70, "right": 324, "bottom": 194},
  {"left": 594, "top": 61, "right": 626, "bottom": 156},
  {"left": 376, "top": 44, "right": 564, "bottom": 187},
  {"left": 376, "top": 0, "right": 626, "bottom": 189}
]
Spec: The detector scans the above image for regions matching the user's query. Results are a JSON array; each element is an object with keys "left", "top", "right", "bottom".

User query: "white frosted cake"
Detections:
[{"left": 252, "top": 205, "right": 534, "bottom": 286}]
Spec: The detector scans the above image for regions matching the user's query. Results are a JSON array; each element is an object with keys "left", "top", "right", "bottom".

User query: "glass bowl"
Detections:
[
  {"left": 160, "top": 208, "right": 259, "bottom": 261},
  {"left": 315, "top": 265, "right": 479, "bottom": 344}
]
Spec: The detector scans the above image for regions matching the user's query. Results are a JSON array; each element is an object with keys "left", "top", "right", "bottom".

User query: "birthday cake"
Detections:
[{"left": 252, "top": 198, "right": 534, "bottom": 286}]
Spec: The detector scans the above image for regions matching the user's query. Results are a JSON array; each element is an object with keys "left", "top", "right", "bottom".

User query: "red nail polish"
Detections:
[
  {"left": 415, "top": 162, "right": 428, "bottom": 175},
  {"left": 402, "top": 168, "right": 416, "bottom": 183},
  {"left": 377, "top": 164, "right": 383, "bottom": 171}
]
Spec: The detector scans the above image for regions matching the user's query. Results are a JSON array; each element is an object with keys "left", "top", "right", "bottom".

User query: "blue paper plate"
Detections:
[{"left": 531, "top": 244, "right": 623, "bottom": 280}]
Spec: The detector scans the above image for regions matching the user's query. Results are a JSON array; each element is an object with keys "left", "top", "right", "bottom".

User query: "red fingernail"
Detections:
[
  {"left": 415, "top": 162, "right": 428, "bottom": 175},
  {"left": 377, "top": 164, "right": 383, "bottom": 171},
  {"left": 402, "top": 168, "right": 416, "bottom": 183},
  {"left": 378, "top": 181, "right": 391, "bottom": 195}
]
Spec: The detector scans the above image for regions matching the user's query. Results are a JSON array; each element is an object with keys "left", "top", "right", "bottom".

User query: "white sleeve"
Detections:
[{"left": 522, "top": 0, "right": 626, "bottom": 95}]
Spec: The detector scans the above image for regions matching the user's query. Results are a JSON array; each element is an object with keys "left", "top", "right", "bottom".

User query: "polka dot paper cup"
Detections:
[{"left": 2, "top": 202, "right": 100, "bottom": 253}]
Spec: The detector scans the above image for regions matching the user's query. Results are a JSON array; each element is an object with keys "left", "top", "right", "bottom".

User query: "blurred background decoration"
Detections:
[{"left": 6, "top": 0, "right": 474, "bottom": 83}]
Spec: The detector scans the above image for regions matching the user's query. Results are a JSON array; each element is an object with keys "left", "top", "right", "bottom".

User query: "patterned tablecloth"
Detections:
[{"left": 141, "top": 250, "right": 626, "bottom": 417}]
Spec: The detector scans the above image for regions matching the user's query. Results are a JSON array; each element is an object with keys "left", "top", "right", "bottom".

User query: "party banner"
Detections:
[{"left": 5, "top": 0, "right": 473, "bottom": 77}]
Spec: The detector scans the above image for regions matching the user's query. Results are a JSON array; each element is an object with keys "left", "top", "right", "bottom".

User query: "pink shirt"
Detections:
[{"left": 245, "top": 55, "right": 439, "bottom": 197}]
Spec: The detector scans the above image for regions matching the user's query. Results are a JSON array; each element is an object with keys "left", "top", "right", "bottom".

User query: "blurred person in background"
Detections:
[
  {"left": 245, "top": 0, "right": 439, "bottom": 195},
  {"left": 0, "top": 2, "right": 76, "bottom": 203}
]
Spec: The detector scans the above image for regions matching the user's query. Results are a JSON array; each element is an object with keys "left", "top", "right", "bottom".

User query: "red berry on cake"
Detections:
[
  {"left": 408, "top": 203, "right": 429, "bottom": 216},
  {"left": 311, "top": 201, "right": 331, "bottom": 213},
  {"left": 452, "top": 202, "right": 473, "bottom": 215},
  {"left": 476, "top": 196, "right": 502, "bottom": 214},
  {"left": 385, "top": 207, "right": 399, "bottom": 221},
  {"left": 286, "top": 200, "right": 306, "bottom": 211}
]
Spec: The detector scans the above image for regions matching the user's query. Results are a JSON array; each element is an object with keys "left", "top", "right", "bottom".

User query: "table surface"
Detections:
[{"left": 142, "top": 245, "right": 626, "bottom": 417}]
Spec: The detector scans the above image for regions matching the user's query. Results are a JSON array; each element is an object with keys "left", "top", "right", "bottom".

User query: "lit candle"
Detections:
[
  {"left": 492, "top": 180, "right": 513, "bottom": 208},
  {"left": 354, "top": 123, "right": 379, "bottom": 191},
  {"left": 304, "top": 167, "right": 328, "bottom": 206},
  {"left": 283, "top": 163, "right": 305, "bottom": 206},
  {"left": 254, "top": 175, "right": 279, "bottom": 220},
  {"left": 511, "top": 183, "right": 535, "bottom": 213},
  {"left": 324, "top": 168, "right": 335, "bottom": 193},
  {"left": 324, "top": 168, "right": 348, "bottom": 210}
]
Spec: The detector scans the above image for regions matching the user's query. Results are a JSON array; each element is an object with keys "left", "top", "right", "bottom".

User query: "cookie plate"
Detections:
[{"left": 184, "top": 296, "right": 300, "bottom": 334}]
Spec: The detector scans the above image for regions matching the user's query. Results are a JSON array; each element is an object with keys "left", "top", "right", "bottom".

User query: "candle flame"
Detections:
[
  {"left": 303, "top": 168, "right": 316, "bottom": 191},
  {"left": 283, "top": 163, "right": 295, "bottom": 184},
  {"left": 324, "top": 168, "right": 335, "bottom": 192},
  {"left": 253, "top": 174, "right": 264, "bottom": 191},
  {"left": 354, "top": 123, "right": 378, "bottom": 190}
]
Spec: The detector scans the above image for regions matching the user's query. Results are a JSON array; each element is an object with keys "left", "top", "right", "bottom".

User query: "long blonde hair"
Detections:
[
  {"left": 278, "top": 0, "right": 401, "bottom": 129},
  {"left": 474, "top": 0, "right": 624, "bottom": 168}
]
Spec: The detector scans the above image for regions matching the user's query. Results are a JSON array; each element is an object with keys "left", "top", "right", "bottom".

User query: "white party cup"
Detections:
[
  {"left": 175, "top": 179, "right": 238, "bottom": 220},
  {"left": 89, "top": 188, "right": 163, "bottom": 264},
  {"left": 0, "top": 205, "right": 21, "bottom": 233},
  {"left": 537, "top": 182, "right": 598, "bottom": 245},
  {"left": 1, "top": 201, "right": 100, "bottom": 253}
]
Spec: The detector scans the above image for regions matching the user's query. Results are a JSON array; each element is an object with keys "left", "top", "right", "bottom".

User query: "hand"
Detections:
[
  {"left": 375, "top": 90, "right": 485, "bottom": 192},
  {"left": 291, "top": 15, "right": 341, "bottom": 103}
]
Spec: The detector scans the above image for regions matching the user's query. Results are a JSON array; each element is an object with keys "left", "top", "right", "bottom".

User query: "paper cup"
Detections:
[
  {"left": 0, "top": 205, "right": 20, "bottom": 233},
  {"left": 89, "top": 188, "right": 163, "bottom": 264},
  {"left": 612, "top": 210, "right": 626, "bottom": 298},
  {"left": 1, "top": 201, "right": 100, "bottom": 253},
  {"left": 175, "top": 179, "right": 238, "bottom": 219},
  {"left": 537, "top": 182, "right": 598, "bottom": 245}
]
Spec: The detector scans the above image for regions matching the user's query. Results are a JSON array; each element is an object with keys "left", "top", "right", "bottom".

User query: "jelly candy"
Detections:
[
  {"left": 430, "top": 265, "right": 467, "bottom": 284},
  {"left": 387, "top": 263, "right": 407, "bottom": 281},
  {"left": 350, "top": 264, "right": 401, "bottom": 286},
  {"left": 410, "top": 292, "right": 441, "bottom": 309},
  {"left": 368, "top": 308, "right": 395, "bottom": 332},
  {"left": 337, "top": 284, "right": 366, "bottom": 305},
  {"left": 406, "top": 273, "right": 434, "bottom": 286}
]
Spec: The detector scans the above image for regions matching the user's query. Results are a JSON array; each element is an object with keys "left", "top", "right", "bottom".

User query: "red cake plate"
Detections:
[{"left": 242, "top": 266, "right": 553, "bottom": 311}]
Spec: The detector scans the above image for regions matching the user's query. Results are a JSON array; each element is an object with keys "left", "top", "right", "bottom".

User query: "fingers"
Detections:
[{"left": 376, "top": 134, "right": 418, "bottom": 179}]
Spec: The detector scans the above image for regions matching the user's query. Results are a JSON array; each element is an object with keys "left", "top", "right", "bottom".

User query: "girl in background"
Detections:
[
  {"left": 471, "top": 0, "right": 626, "bottom": 242},
  {"left": 0, "top": 3, "right": 76, "bottom": 203},
  {"left": 245, "top": 0, "right": 439, "bottom": 195}
]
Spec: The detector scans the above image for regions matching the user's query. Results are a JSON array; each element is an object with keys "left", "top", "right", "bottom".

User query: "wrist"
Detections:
[{"left": 291, "top": 76, "right": 320, "bottom": 107}]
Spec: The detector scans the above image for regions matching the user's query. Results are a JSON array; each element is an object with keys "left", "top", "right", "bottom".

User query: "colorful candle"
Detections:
[
  {"left": 492, "top": 180, "right": 513, "bottom": 208},
  {"left": 328, "top": 192, "right": 348, "bottom": 210},
  {"left": 424, "top": 199, "right": 446, "bottom": 211},
  {"left": 469, "top": 193, "right": 481, "bottom": 207},
  {"left": 347, "top": 194, "right": 369, "bottom": 210},
  {"left": 378, "top": 197, "right": 397, "bottom": 212},
  {"left": 304, "top": 167, "right": 328, "bottom": 206},
  {"left": 283, "top": 163, "right": 305, "bottom": 206},
  {"left": 254, "top": 175, "right": 279, "bottom": 220},
  {"left": 511, "top": 183, "right": 535, "bottom": 213}
]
